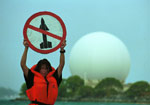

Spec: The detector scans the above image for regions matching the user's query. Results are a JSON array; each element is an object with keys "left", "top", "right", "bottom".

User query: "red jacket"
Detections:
[{"left": 26, "top": 65, "right": 58, "bottom": 105}]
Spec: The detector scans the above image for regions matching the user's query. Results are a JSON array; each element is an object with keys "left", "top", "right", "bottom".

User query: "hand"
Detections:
[
  {"left": 60, "top": 40, "right": 66, "bottom": 50},
  {"left": 23, "top": 39, "right": 29, "bottom": 48}
]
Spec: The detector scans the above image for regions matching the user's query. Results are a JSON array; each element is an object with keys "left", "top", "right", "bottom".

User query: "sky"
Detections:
[{"left": 0, "top": 0, "right": 150, "bottom": 92}]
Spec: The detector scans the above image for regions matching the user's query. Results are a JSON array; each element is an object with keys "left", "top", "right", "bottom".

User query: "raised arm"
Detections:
[
  {"left": 57, "top": 40, "right": 66, "bottom": 78},
  {"left": 20, "top": 39, "right": 29, "bottom": 78}
]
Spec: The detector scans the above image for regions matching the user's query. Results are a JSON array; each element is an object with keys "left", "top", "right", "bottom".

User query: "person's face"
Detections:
[{"left": 40, "top": 64, "right": 49, "bottom": 77}]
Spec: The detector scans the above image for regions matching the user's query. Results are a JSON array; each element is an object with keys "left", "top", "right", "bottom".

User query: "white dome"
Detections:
[{"left": 69, "top": 32, "right": 130, "bottom": 82}]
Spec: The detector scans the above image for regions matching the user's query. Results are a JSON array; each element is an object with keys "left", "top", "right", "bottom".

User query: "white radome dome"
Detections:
[{"left": 69, "top": 32, "right": 130, "bottom": 83}]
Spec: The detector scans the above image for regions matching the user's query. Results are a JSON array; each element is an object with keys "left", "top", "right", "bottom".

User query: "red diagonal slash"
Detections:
[{"left": 28, "top": 25, "right": 62, "bottom": 40}]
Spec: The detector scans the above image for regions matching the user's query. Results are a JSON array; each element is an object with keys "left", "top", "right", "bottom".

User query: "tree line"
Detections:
[
  {"left": 20, "top": 75, "right": 150, "bottom": 102},
  {"left": 0, "top": 87, "right": 17, "bottom": 98}
]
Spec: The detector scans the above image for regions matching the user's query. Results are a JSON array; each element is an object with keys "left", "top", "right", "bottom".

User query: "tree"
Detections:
[
  {"left": 94, "top": 77, "right": 123, "bottom": 97},
  {"left": 58, "top": 79, "right": 68, "bottom": 97},
  {"left": 95, "top": 78, "right": 123, "bottom": 89},
  {"left": 19, "top": 83, "right": 27, "bottom": 97},
  {"left": 66, "top": 75, "right": 84, "bottom": 97},
  {"left": 58, "top": 76, "right": 84, "bottom": 98},
  {"left": 77, "top": 85, "right": 94, "bottom": 98},
  {"left": 125, "top": 81, "right": 150, "bottom": 99}
]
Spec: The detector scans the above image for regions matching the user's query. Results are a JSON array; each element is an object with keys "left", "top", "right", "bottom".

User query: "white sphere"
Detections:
[{"left": 69, "top": 32, "right": 130, "bottom": 82}]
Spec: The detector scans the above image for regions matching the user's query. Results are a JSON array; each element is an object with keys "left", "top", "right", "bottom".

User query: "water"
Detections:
[{"left": 0, "top": 100, "right": 150, "bottom": 105}]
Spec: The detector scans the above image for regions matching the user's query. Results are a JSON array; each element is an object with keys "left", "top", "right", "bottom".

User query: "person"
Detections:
[{"left": 20, "top": 39, "right": 66, "bottom": 105}]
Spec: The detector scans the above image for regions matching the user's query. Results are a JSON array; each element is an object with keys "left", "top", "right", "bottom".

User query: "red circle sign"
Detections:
[{"left": 23, "top": 11, "right": 66, "bottom": 54}]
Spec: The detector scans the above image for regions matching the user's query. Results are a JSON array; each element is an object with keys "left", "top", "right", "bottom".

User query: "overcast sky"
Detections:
[{"left": 0, "top": 0, "right": 150, "bottom": 92}]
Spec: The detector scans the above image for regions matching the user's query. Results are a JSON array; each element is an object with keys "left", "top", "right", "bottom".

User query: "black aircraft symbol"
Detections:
[{"left": 40, "top": 17, "right": 52, "bottom": 49}]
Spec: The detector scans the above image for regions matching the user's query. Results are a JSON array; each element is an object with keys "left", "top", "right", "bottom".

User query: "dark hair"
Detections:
[{"left": 35, "top": 59, "right": 52, "bottom": 73}]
